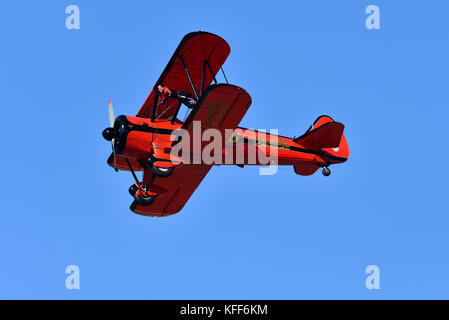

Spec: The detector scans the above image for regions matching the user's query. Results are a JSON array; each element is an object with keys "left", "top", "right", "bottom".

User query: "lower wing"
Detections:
[{"left": 130, "top": 164, "right": 212, "bottom": 217}]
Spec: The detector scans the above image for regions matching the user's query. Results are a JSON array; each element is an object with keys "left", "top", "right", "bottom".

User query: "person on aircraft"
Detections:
[{"left": 157, "top": 84, "right": 197, "bottom": 109}]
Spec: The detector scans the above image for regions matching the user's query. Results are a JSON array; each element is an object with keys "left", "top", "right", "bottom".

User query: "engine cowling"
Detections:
[{"left": 109, "top": 115, "right": 153, "bottom": 160}]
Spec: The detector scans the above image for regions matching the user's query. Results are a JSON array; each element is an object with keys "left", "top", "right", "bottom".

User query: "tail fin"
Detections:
[
  {"left": 294, "top": 115, "right": 350, "bottom": 162},
  {"left": 306, "top": 115, "right": 335, "bottom": 132}
]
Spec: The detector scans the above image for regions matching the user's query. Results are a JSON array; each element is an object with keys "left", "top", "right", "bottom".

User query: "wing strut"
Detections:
[
  {"left": 200, "top": 60, "right": 207, "bottom": 96},
  {"left": 221, "top": 67, "right": 229, "bottom": 84},
  {"left": 151, "top": 91, "right": 159, "bottom": 121},
  {"left": 171, "top": 102, "right": 182, "bottom": 124},
  {"left": 179, "top": 56, "right": 199, "bottom": 100},
  {"left": 125, "top": 157, "right": 140, "bottom": 184},
  {"left": 206, "top": 60, "right": 218, "bottom": 84}
]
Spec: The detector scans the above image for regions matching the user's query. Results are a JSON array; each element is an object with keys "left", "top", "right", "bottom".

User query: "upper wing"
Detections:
[
  {"left": 130, "top": 164, "right": 212, "bottom": 217},
  {"left": 137, "top": 31, "right": 231, "bottom": 120}
]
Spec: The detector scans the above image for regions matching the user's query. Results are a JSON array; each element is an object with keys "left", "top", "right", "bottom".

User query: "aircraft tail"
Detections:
[
  {"left": 293, "top": 115, "right": 344, "bottom": 150},
  {"left": 293, "top": 115, "right": 349, "bottom": 175}
]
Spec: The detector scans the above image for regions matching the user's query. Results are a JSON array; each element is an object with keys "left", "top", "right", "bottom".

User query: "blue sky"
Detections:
[{"left": 0, "top": 0, "right": 448, "bottom": 299}]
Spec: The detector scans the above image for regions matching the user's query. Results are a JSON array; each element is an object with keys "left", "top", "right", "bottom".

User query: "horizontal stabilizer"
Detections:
[
  {"left": 294, "top": 164, "right": 320, "bottom": 176},
  {"left": 293, "top": 122, "right": 344, "bottom": 150}
]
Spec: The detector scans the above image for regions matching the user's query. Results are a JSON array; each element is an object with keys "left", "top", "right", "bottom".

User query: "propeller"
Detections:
[
  {"left": 108, "top": 100, "right": 114, "bottom": 129},
  {"left": 102, "top": 100, "right": 118, "bottom": 171}
]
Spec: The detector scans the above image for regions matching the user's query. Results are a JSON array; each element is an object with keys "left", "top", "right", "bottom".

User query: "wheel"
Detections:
[
  {"left": 129, "top": 184, "right": 139, "bottom": 196},
  {"left": 322, "top": 167, "right": 331, "bottom": 177},
  {"left": 152, "top": 165, "right": 174, "bottom": 178},
  {"left": 129, "top": 183, "right": 156, "bottom": 206},
  {"left": 133, "top": 193, "right": 156, "bottom": 206}
]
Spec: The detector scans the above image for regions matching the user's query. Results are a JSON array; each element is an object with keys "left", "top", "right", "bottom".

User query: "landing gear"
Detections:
[
  {"left": 322, "top": 166, "right": 331, "bottom": 177},
  {"left": 123, "top": 155, "right": 174, "bottom": 207},
  {"left": 129, "top": 183, "right": 156, "bottom": 206},
  {"left": 152, "top": 165, "right": 174, "bottom": 178},
  {"left": 124, "top": 157, "right": 157, "bottom": 206}
]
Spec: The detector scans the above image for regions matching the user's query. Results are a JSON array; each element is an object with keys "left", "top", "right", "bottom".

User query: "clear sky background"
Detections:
[{"left": 0, "top": 0, "right": 448, "bottom": 299}]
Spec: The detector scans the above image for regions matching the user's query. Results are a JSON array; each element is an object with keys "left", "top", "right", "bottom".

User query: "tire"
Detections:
[
  {"left": 152, "top": 165, "right": 174, "bottom": 178},
  {"left": 133, "top": 193, "right": 156, "bottom": 206},
  {"left": 129, "top": 184, "right": 139, "bottom": 196},
  {"left": 322, "top": 167, "right": 331, "bottom": 177}
]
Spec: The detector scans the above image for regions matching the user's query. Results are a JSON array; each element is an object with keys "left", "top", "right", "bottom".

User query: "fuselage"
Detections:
[{"left": 110, "top": 115, "right": 347, "bottom": 169}]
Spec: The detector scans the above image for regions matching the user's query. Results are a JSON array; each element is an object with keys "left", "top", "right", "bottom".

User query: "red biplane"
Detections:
[{"left": 102, "top": 31, "right": 350, "bottom": 217}]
